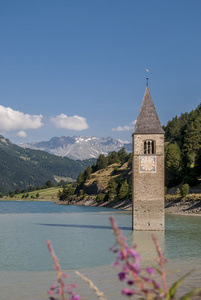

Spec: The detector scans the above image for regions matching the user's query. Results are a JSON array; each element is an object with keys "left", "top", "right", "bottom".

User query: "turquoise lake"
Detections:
[
  {"left": 0, "top": 201, "right": 201, "bottom": 271},
  {"left": 0, "top": 201, "right": 201, "bottom": 299}
]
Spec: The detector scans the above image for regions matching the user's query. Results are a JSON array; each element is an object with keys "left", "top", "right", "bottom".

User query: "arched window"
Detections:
[{"left": 144, "top": 140, "right": 155, "bottom": 154}]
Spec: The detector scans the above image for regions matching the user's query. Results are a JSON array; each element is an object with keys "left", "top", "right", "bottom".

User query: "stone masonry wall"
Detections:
[
  {"left": 132, "top": 133, "right": 164, "bottom": 230},
  {"left": 133, "top": 200, "right": 164, "bottom": 230}
]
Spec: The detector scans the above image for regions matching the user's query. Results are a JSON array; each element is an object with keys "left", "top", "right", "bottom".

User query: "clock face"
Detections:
[{"left": 140, "top": 156, "right": 156, "bottom": 172}]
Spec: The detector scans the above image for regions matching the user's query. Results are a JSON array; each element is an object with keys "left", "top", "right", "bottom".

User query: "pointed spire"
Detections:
[
  {"left": 134, "top": 86, "right": 164, "bottom": 134},
  {"left": 146, "top": 69, "right": 149, "bottom": 87}
]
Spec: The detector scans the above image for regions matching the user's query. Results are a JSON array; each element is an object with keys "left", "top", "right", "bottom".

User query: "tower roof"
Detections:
[{"left": 134, "top": 86, "right": 164, "bottom": 134}]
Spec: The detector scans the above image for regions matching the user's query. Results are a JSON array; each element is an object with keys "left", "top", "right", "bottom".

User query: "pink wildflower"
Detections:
[
  {"left": 109, "top": 216, "right": 162, "bottom": 299},
  {"left": 118, "top": 272, "right": 127, "bottom": 281},
  {"left": 122, "top": 288, "right": 134, "bottom": 296},
  {"left": 47, "top": 240, "right": 80, "bottom": 300},
  {"left": 146, "top": 267, "right": 154, "bottom": 275},
  {"left": 70, "top": 295, "right": 80, "bottom": 300}
]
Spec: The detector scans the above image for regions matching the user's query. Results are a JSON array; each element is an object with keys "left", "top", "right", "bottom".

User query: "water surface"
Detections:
[{"left": 0, "top": 201, "right": 201, "bottom": 299}]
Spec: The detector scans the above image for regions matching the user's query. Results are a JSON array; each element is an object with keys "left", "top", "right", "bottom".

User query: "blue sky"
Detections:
[{"left": 0, "top": 0, "right": 201, "bottom": 144}]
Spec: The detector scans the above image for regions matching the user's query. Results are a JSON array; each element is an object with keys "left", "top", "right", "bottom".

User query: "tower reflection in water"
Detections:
[{"left": 128, "top": 230, "right": 165, "bottom": 261}]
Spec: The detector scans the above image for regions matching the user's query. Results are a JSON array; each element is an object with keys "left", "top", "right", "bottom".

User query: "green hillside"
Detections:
[
  {"left": 164, "top": 103, "right": 201, "bottom": 187},
  {"left": 6, "top": 186, "right": 62, "bottom": 201},
  {"left": 58, "top": 149, "right": 133, "bottom": 204},
  {"left": 0, "top": 136, "right": 96, "bottom": 194}
]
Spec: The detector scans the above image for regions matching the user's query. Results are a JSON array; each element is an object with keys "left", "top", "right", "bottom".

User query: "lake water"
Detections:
[{"left": 0, "top": 201, "right": 201, "bottom": 299}]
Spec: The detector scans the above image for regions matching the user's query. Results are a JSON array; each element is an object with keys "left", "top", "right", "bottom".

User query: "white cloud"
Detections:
[
  {"left": 17, "top": 131, "right": 27, "bottom": 138},
  {"left": 0, "top": 105, "right": 43, "bottom": 132},
  {"left": 50, "top": 114, "right": 88, "bottom": 131},
  {"left": 112, "top": 120, "right": 137, "bottom": 132}
]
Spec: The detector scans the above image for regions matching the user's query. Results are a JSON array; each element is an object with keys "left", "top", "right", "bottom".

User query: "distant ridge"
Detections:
[
  {"left": 19, "top": 136, "right": 132, "bottom": 160},
  {"left": 0, "top": 135, "right": 96, "bottom": 193}
]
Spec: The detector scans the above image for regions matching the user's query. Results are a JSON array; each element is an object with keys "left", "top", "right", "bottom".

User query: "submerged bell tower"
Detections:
[{"left": 132, "top": 80, "right": 164, "bottom": 230}]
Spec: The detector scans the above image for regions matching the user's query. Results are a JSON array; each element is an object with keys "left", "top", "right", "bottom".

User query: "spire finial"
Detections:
[{"left": 146, "top": 69, "right": 149, "bottom": 86}]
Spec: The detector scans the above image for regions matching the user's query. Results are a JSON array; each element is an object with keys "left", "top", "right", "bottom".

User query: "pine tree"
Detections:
[
  {"left": 77, "top": 172, "right": 83, "bottom": 185},
  {"left": 165, "top": 142, "right": 183, "bottom": 187},
  {"left": 107, "top": 151, "right": 119, "bottom": 165},
  {"left": 183, "top": 119, "right": 201, "bottom": 166},
  {"left": 194, "top": 147, "right": 201, "bottom": 177},
  {"left": 118, "top": 179, "right": 129, "bottom": 199},
  {"left": 107, "top": 178, "right": 117, "bottom": 195},
  {"left": 118, "top": 148, "right": 127, "bottom": 165},
  {"left": 96, "top": 154, "right": 108, "bottom": 170},
  {"left": 83, "top": 166, "right": 92, "bottom": 181}
]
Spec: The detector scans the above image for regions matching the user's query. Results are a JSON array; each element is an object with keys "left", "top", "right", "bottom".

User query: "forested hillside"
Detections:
[
  {"left": 0, "top": 136, "right": 96, "bottom": 194},
  {"left": 58, "top": 148, "right": 133, "bottom": 203},
  {"left": 164, "top": 103, "right": 201, "bottom": 187},
  {"left": 58, "top": 103, "right": 201, "bottom": 204}
]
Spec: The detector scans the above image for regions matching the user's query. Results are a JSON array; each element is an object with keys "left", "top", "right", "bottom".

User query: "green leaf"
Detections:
[
  {"left": 179, "top": 288, "right": 201, "bottom": 300},
  {"left": 153, "top": 266, "right": 162, "bottom": 276},
  {"left": 166, "top": 271, "right": 194, "bottom": 300}
]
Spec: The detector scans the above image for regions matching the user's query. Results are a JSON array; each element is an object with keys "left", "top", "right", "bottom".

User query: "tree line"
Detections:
[
  {"left": 5, "top": 179, "right": 67, "bottom": 199},
  {"left": 164, "top": 103, "right": 201, "bottom": 187}
]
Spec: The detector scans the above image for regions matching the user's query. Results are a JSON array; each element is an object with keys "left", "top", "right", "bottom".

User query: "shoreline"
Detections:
[
  {"left": 55, "top": 197, "right": 201, "bottom": 216},
  {"left": 0, "top": 198, "right": 55, "bottom": 202},
  {"left": 165, "top": 199, "right": 201, "bottom": 215},
  {"left": 1, "top": 197, "right": 201, "bottom": 216}
]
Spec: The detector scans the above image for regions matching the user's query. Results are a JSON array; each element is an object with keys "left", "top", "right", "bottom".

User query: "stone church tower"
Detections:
[{"left": 132, "top": 82, "right": 164, "bottom": 230}]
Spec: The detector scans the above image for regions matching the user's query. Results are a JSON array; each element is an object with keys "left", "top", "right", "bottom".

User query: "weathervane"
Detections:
[{"left": 146, "top": 69, "right": 149, "bottom": 86}]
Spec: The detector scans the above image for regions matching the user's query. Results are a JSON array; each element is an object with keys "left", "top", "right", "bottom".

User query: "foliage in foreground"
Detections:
[{"left": 47, "top": 217, "right": 201, "bottom": 300}]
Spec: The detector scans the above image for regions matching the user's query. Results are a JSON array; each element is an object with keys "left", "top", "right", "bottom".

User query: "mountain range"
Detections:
[
  {"left": 0, "top": 135, "right": 95, "bottom": 194},
  {"left": 19, "top": 136, "right": 132, "bottom": 160}
]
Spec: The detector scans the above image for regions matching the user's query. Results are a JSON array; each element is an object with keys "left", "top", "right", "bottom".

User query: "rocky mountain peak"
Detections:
[{"left": 19, "top": 136, "right": 132, "bottom": 160}]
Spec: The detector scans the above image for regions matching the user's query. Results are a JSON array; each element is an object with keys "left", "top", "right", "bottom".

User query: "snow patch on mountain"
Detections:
[{"left": 19, "top": 136, "right": 132, "bottom": 160}]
